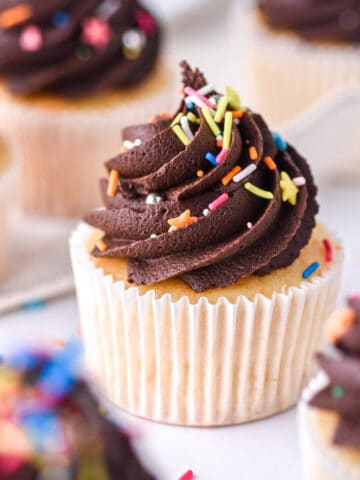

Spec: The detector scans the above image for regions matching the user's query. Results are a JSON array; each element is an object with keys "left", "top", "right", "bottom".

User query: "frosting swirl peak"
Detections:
[
  {"left": 85, "top": 62, "right": 319, "bottom": 292},
  {"left": 0, "top": 0, "right": 160, "bottom": 96}
]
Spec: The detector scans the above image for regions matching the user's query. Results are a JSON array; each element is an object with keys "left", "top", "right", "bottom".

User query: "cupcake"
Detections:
[
  {"left": 0, "top": 0, "right": 174, "bottom": 217},
  {"left": 0, "top": 342, "right": 155, "bottom": 479},
  {"left": 70, "top": 61, "right": 343, "bottom": 426},
  {"left": 0, "top": 132, "right": 19, "bottom": 278},
  {"left": 235, "top": 1, "right": 360, "bottom": 126},
  {"left": 298, "top": 295, "right": 360, "bottom": 479}
]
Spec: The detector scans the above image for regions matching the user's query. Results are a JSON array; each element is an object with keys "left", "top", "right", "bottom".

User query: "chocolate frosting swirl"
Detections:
[
  {"left": 310, "top": 296, "right": 360, "bottom": 448},
  {"left": 0, "top": 0, "right": 160, "bottom": 96},
  {"left": 259, "top": 0, "right": 360, "bottom": 43},
  {"left": 85, "top": 62, "right": 318, "bottom": 292}
]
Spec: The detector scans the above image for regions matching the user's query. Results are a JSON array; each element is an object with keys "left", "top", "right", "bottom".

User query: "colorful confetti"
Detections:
[
  {"left": 264, "top": 156, "right": 277, "bottom": 170},
  {"left": 208, "top": 193, "right": 229, "bottom": 211},
  {"left": 178, "top": 470, "right": 194, "bottom": 480},
  {"left": 107, "top": 169, "right": 119, "bottom": 197},
  {"left": 205, "top": 152, "right": 218, "bottom": 166},
  {"left": 280, "top": 171, "right": 299, "bottom": 206},
  {"left": 302, "top": 261, "right": 320, "bottom": 279},
  {"left": 82, "top": 17, "right": 112, "bottom": 50},
  {"left": 272, "top": 131, "right": 287, "bottom": 151},
  {"left": 168, "top": 210, "right": 198, "bottom": 231},
  {"left": 216, "top": 149, "right": 229, "bottom": 164},
  {"left": 19, "top": 25, "right": 43, "bottom": 52},
  {"left": 323, "top": 238, "right": 333, "bottom": 262},
  {"left": 222, "top": 166, "right": 241, "bottom": 185}
]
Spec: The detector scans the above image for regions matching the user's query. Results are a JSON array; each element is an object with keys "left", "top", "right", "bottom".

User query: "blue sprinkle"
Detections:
[
  {"left": 205, "top": 152, "right": 218, "bottom": 166},
  {"left": 272, "top": 131, "right": 287, "bottom": 151},
  {"left": 53, "top": 11, "right": 70, "bottom": 28},
  {"left": 302, "top": 261, "right": 320, "bottom": 280},
  {"left": 186, "top": 102, "right": 195, "bottom": 110},
  {"left": 22, "top": 299, "right": 47, "bottom": 311}
]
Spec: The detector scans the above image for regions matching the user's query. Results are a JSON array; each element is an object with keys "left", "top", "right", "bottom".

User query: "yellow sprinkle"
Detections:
[
  {"left": 226, "top": 85, "right": 241, "bottom": 110},
  {"left": 107, "top": 169, "right": 119, "bottom": 197},
  {"left": 249, "top": 146, "right": 258, "bottom": 161},
  {"left": 96, "top": 239, "right": 107, "bottom": 252},
  {"left": 279, "top": 171, "right": 299, "bottom": 206},
  {"left": 214, "top": 95, "right": 229, "bottom": 123},
  {"left": 197, "top": 170, "right": 205, "bottom": 178},
  {"left": 170, "top": 112, "right": 182, "bottom": 127},
  {"left": 221, "top": 166, "right": 241, "bottom": 185},
  {"left": 202, "top": 107, "right": 221, "bottom": 137},
  {"left": 187, "top": 112, "right": 200, "bottom": 124},
  {"left": 172, "top": 125, "right": 191, "bottom": 146},
  {"left": 244, "top": 182, "right": 274, "bottom": 200},
  {"left": 223, "top": 111, "right": 233, "bottom": 150}
]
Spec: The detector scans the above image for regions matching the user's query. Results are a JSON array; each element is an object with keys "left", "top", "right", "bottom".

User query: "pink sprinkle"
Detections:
[
  {"left": 19, "top": 25, "right": 43, "bottom": 51},
  {"left": 82, "top": 17, "right": 112, "bottom": 50},
  {"left": 247, "top": 222, "right": 253, "bottom": 229},
  {"left": 350, "top": 291, "right": 360, "bottom": 301},
  {"left": 135, "top": 8, "right": 156, "bottom": 35},
  {"left": 292, "top": 176, "right": 306, "bottom": 187},
  {"left": 184, "top": 86, "right": 216, "bottom": 109},
  {"left": 178, "top": 470, "right": 194, "bottom": 480},
  {"left": 0, "top": 456, "right": 25, "bottom": 475},
  {"left": 208, "top": 193, "right": 229, "bottom": 211},
  {"left": 216, "top": 149, "right": 229, "bottom": 164},
  {"left": 323, "top": 238, "right": 333, "bottom": 262}
]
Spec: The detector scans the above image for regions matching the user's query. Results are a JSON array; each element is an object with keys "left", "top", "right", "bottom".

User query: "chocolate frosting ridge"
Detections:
[
  {"left": 310, "top": 297, "right": 360, "bottom": 448},
  {"left": 0, "top": 0, "right": 160, "bottom": 96},
  {"left": 259, "top": 0, "right": 360, "bottom": 43},
  {"left": 85, "top": 62, "right": 319, "bottom": 292}
]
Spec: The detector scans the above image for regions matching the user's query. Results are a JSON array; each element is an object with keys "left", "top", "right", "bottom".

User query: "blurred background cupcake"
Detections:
[
  {"left": 298, "top": 294, "right": 360, "bottom": 479},
  {"left": 0, "top": 132, "right": 19, "bottom": 279},
  {"left": 234, "top": 0, "right": 360, "bottom": 126},
  {"left": 0, "top": 0, "right": 175, "bottom": 217}
]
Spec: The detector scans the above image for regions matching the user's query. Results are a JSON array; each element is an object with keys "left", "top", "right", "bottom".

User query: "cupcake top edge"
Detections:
[
  {"left": 84, "top": 61, "right": 323, "bottom": 293},
  {"left": 309, "top": 294, "right": 360, "bottom": 448},
  {"left": 257, "top": 0, "right": 360, "bottom": 44},
  {"left": 0, "top": 0, "right": 161, "bottom": 97},
  {"left": 0, "top": 342, "right": 155, "bottom": 479}
]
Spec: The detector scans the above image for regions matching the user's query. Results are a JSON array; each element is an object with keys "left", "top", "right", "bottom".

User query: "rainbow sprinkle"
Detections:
[
  {"left": 178, "top": 470, "right": 194, "bottom": 480},
  {"left": 216, "top": 149, "right": 229, "bottom": 164},
  {"left": 205, "top": 152, "right": 218, "bottom": 166},
  {"left": 323, "top": 239, "right": 333, "bottom": 262},
  {"left": 244, "top": 182, "right": 274, "bottom": 200},
  {"left": 302, "top": 261, "right": 320, "bottom": 279},
  {"left": 264, "top": 156, "right": 277, "bottom": 170},
  {"left": 248, "top": 146, "right": 258, "bottom": 161},
  {"left": 222, "top": 111, "right": 233, "bottom": 150},
  {"left": 202, "top": 107, "right": 222, "bottom": 137},
  {"left": 208, "top": 193, "right": 229, "bottom": 211},
  {"left": 184, "top": 86, "right": 216, "bottom": 109},
  {"left": 222, "top": 166, "right": 241, "bottom": 185},
  {"left": 272, "top": 131, "right": 287, "bottom": 151},
  {"left": 214, "top": 95, "right": 229, "bottom": 123}
]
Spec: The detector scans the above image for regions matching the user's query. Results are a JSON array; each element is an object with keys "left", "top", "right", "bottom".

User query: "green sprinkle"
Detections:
[
  {"left": 244, "top": 182, "right": 274, "bottom": 200},
  {"left": 331, "top": 385, "right": 345, "bottom": 398},
  {"left": 187, "top": 112, "right": 200, "bottom": 124},
  {"left": 226, "top": 85, "right": 241, "bottom": 110},
  {"left": 214, "top": 95, "right": 229, "bottom": 123}
]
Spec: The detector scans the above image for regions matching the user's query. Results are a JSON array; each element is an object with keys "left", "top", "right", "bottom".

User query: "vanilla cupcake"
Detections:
[
  {"left": 299, "top": 295, "right": 360, "bottom": 479},
  {"left": 0, "top": 132, "right": 19, "bottom": 277},
  {"left": 0, "top": 0, "right": 174, "bottom": 217},
  {"left": 70, "top": 62, "right": 343, "bottom": 426},
  {"left": 235, "top": 1, "right": 360, "bottom": 126}
]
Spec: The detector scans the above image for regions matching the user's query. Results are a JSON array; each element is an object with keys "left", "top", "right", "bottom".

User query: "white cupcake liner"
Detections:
[
  {"left": 233, "top": 9, "right": 360, "bottom": 126},
  {"left": 0, "top": 136, "right": 20, "bottom": 278},
  {"left": 0, "top": 59, "right": 176, "bottom": 218},
  {"left": 298, "top": 375, "right": 360, "bottom": 480},
  {"left": 70, "top": 222, "right": 342, "bottom": 426}
]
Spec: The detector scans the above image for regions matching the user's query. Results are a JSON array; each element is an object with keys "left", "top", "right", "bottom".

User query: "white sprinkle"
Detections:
[
  {"left": 197, "top": 84, "right": 214, "bottom": 96},
  {"left": 202, "top": 208, "right": 210, "bottom": 216},
  {"left": 216, "top": 134, "right": 223, "bottom": 141},
  {"left": 123, "top": 140, "right": 135, "bottom": 150},
  {"left": 145, "top": 193, "right": 162, "bottom": 205},
  {"left": 150, "top": 233, "right": 157, "bottom": 238},
  {"left": 233, "top": 164, "right": 257, "bottom": 183},
  {"left": 134, "top": 138, "right": 142, "bottom": 146},
  {"left": 122, "top": 29, "right": 145, "bottom": 51},
  {"left": 247, "top": 222, "right": 253, "bottom": 229},
  {"left": 292, "top": 176, "right": 306, "bottom": 187},
  {"left": 180, "top": 116, "right": 194, "bottom": 141},
  {"left": 233, "top": 119, "right": 240, "bottom": 126},
  {"left": 96, "top": 0, "right": 122, "bottom": 18}
]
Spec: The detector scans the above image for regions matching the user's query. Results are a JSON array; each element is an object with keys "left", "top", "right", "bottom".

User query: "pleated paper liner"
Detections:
[
  {"left": 0, "top": 58, "right": 176, "bottom": 218},
  {"left": 70, "top": 223, "right": 342, "bottom": 426},
  {"left": 233, "top": 9, "right": 360, "bottom": 127},
  {"left": 298, "top": 376, "right": 360, "bottom": 480}
]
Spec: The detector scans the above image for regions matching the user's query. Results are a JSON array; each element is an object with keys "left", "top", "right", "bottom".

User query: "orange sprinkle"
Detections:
[
  {"left": 0, "top": 4, "right": 32, "bottom": 28},
  {"left": 264, "top": 156, "right": 277, "bottom": 170},
  {"left": 221, "top": 166, "right": 241, "bottom": 186},
  {"left": 168, "top": 209, "right": 198, "bottom": 231},
  {"left": 325, "top": 307, "right": 356, "bottom": 344},
  {"left": 179, "top": 86, "right": 184, "bottom": 94},
  {"left": 159, "top": 111, "right": 168, "bottom": 119},
  {"left": 148, "top": 116, "right": 156, "bottom": 123},
  {"left": 232, "top": 111, "right": 244, "bottom": 119},
  {"left": 53, "top": 338, "right": 65, "bottom": 348},
  {"left": 249, "top": 146, "right": 258, "bottom": 161},
  {"left": 120, "top": 146, "right": 128, "bottom": 153},
  {"left": 107, "top": 169, "right": 119, "bottom": 197},
  {"left": 96, "top": 239, "right": 107, "bottom": 252},
  {"left": 197, "top": 170, "right": 204, "bottom": 178}
]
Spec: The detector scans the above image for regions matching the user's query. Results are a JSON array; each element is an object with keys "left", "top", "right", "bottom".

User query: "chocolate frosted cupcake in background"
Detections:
[
  {"left": 299, "top": 295, "right": 360, "bottom": 479},
  {"left": 70, "top": 62, "right": 343, "bottom": 427},
  {"left": 0, "top": 342, "right": 155, "bottom": 479},
  {"left": 234, "top": 0, "right": 360, "bottom": 125},
  {"left": 0, "top": 0, "right": 174, "bottom": 217}
]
